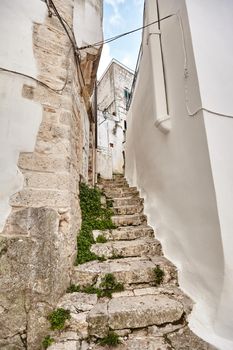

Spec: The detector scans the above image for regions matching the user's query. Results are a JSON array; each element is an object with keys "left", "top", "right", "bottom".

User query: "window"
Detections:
[{"left": 124, "top": 88, "right": 131, "bottom": 105}]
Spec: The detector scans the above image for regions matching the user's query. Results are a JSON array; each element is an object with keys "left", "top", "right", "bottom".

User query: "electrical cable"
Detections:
[
  {"left": 174, "top": 12, "right": 233, "bottom": 119},
  {"left": 0, "top": 45, "right": 72, "bottom": 94},
  {"left": 47, "top": 0, "right": 85, "bottom": 87},
  {"left": 127, "top": 11, "right": 233, "bottom": 120},
  {"left": 78, "top": 14, "right": 174, "bottom": 50}
]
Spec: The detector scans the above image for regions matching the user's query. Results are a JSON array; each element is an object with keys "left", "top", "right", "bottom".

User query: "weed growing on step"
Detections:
[
  {"left": 66, "top": 284, "right": 81, "bottom": 293},
  {"left": 99, "top": 273, "right": 124, "bottom": 298},
  {"left": 48, "top": 308, "right": 71, "bottom": 330},
  {"left": 42, "top": 335, "right": 54, "bottom": 349},
  {"left": 66, "top": 274, "right": 124, "bottom": 298},
  {"left": 153, "top": 265, "right": 165, "bottom": 286},
  {"left": 110, "top": 252, "right": 124, "bottom": 260},
  {"left": 99, "top": 331, "right": 121, "bottom": 347},
  {"left": 96, "top": 234, "right": 107, "bottom": 243},
  {"left": 77, "top": 183, "right": 116, "bottom": 265},
  {"left": 106, "top": 199, "right": 114, "bottom": 208}
]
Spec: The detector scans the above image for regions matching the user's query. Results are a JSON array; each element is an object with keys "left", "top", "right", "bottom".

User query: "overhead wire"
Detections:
[
  {"left": 0, "top": 45, "right": 72, "bottom": 93},
  {"left": 78, "top": 14, "right": 174, "bottom": 50},
  {"left": 46, "top": 0, "right": 85, "bottom": 87},
  {"left": 0, "top": 1, "right": 85, "bottom": 94}
]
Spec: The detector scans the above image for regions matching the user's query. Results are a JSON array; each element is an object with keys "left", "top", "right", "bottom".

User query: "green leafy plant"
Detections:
[
  {"left": 99, "top": 331, "right": 121, "bottom": 347},
  {"left": 110, "top": 252, "right": 124, "bottom": 260},
  {"left": 96, "top": 234, "right": 107, "bottom": 243},
  {"left": 48, "top": 308, "right": 71, "bottom": 330},
  {"left": 66, "top": 274, "right": 124, "bottom": 299},
  {"left": 153, "top": 265, "right": 165, "bottom": 286},
  {"left": 99, "top": 273, "right": 124, "bottom": 298},
  {"left": 66, "top": 284, "right": 81, "bottom": 293},
  {"left": 42, "top": 335, "right": 54, "bottom": 349},
  {"left": 76, "top": 183, "right": 116, "bottom": 265},
  {"left": 106, "top": 199, "right": 114, "bottom": 208}
]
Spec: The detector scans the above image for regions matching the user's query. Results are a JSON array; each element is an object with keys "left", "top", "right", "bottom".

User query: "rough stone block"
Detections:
[
  {"left": 107, "top": 294, "right": 184, "bottom": 330},
  {"left": 18, "top": 153, "right": 70, "bottom": 173},
  {"left": 90, "top": 238, "right": 162, "bottom": 259}
]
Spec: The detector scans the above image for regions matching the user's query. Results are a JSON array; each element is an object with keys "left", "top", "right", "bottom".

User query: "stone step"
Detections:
[
  {"left": 105, "top": 186, "right": 137, "bottom": 194},
  {"left": 113, "top": 196, "right": 143, "bottom": 207},
  {"left": 87, "top": 293, "right": 184, "bottom": 337},
  {"left": 100, "top": 181, "right": 129, "bottom": 188},
  {"left": 93, "top": 225, "right": 154, "bottom": 241},
  {"left": 112, "top": 213, "right": 147, "bottom": 227},
  {"left": 90, "top": 238, "right": 162, "bottom": 259},
  {"left": 113, "top": 204, "right": 143, "bottom": 215},
  {"left": 87, "top": 327, "right": 215, "bottom": 350},
  {"left": 72, "top": 256, "right": 177, "bottom": 288},
  {"left": 99, "top": 184, "right": 130, "bottom": 192},
  {"left": 104, "top": 188, "right": 139, "bottom": 199}
]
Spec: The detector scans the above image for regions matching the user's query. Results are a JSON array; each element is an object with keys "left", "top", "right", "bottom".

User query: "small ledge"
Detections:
[{"left": 154, "top": 115, "right": 171, "bottom": 134}]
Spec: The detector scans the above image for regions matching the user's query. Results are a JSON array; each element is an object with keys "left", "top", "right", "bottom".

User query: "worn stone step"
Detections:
[
  {"left": 113, "top": 204, "right": 143, "bottom": 215},
  {"left": 72, "top": 256, "right": 177, "bottom": 288},
  {"left": 90, "top": 238, "right": 162, "bottom": 259},
  {"left": 93, "top": 225, "right": 154, "bottom": 241},
  {"left": 88, "top": 335, "right": 171, "bottom": 350},
  {"left": 87, "top": 293, "right": 184, "bottom": 337},
  {"left": 104, "top": 188, "right": 139, "bottom": 198},
  {"left": 88, "top": 327, "right": 215, "bottom": 350},
  {"left": 112, "top": 213, "right": 147, "bottom": 227},
  {"left": 105, "top": 186, "right": 137, "bottom": 194},
  {"left": 113, "top": 196, "right": 143, "bottom": 207},
  {"left": 100, "top": 181, "right": 129, "bottom": 188}
]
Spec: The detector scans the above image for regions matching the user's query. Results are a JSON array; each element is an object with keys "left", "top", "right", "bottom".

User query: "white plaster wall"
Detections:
[
  {"left": 0, "top": 0, "right": 46, "bottom": 231},
  {"left": 73, "top": 0, "right": 103, "bottom": 49},
  {"left": 125, "top": 0, "right": 233, "bottom": 348},
  {"left": 184, "top": 1, "right": 233, "bottom": 347}
]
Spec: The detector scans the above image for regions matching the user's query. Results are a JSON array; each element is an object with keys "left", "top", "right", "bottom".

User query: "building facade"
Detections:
[
  {"left": 96, "top": 59, "right": 134, "bottom": 178},
  {"left": 0, "top": 0, "right": 102, "bottom": 348},
  {"left": 125, "top": 0, "right": 233, "bottom": 349}
]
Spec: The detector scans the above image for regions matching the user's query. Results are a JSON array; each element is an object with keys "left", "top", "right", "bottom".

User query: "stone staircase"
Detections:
[{"left": 48, "top": 175, "right": 215, "bottom": 350}]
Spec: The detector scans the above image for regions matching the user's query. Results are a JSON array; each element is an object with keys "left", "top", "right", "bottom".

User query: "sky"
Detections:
[{"left": 97, "top": 0, "right": 144, "bottom": 78}]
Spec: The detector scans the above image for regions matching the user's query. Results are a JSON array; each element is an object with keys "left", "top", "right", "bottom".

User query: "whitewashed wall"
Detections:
[
  {"left": 125, "top": 0, "right": 233, "bottom": 349},
  {"left": 0, "top": 0, "right": 46, "bottom": 231}
]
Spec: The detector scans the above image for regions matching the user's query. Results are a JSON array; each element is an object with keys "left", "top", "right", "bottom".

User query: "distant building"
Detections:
[{"left": 96, "top": 59, "right": 134, "bottom": 179}]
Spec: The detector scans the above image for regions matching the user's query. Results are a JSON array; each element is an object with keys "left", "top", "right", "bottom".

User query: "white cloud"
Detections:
[
  {"left": 97, "top": 43, "right": 112, "bottom": 79},
  {"left": 105, "top": 0, "right": 125, "bottom": 26}
]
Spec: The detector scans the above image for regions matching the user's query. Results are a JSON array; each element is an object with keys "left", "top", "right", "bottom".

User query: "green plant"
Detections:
[
  {"left": 66, "top": 274, "right": 123, "bottom": 299},
  {"left": 76, "top": 183, "right": 116, "bottom": 265},
  {"left": 99, "top": 273, "right": 124, "bottom": 298},
  {"left": 96, "top": 235, "right": 107, "bottom": 243},
  {"left": 106, "top": 199, "right": 114, "bottom": 208},
  {"left": 48, "top": 308, "right": 71, "bottom": 330},
  {"left": 153, "top": 265, "right": 165, "bottom": 286},
  {"left": 42, "top": 335, "right": 54, "bottom": 349},
  {"left": 66, "top": 284, "right": 81, "bottom": 293},
  {"left": 110, "top": 252, "right": 124, "bottom": 260},
  {"left": 99, "top": 331, "right": 121, "bottom": 347}
]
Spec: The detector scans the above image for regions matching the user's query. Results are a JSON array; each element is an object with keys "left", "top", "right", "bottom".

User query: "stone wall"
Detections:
[{"left": 0, "top": 0, "right": 102, "bottom": 349}]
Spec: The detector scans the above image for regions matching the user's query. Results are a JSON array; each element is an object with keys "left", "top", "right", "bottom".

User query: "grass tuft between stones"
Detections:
[
  {"left": 153, "top": 265, "right": 165, "bottom": 286},
  {"left": 76, "top": 183, "right": 116, "bottom": 265},
  {"left": 42, "top": 335, "right": 54, "bottom": 349},
  {"left": 67, "top": 273, "right": 124, "bottom": 298},
  {"left": 48, "top": 308, "right": 71, "bottom": 330},
  {"left": 96, "top": 234, "right": 108, "bottom": 243},
  {"left": 98, "top": 331, "right": 121, "bottom": 347}
]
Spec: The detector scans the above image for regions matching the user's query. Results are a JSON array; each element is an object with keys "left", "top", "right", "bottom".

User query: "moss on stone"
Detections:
[{"left": 76, "top": 183, "right": 115, "bottom": 265}]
